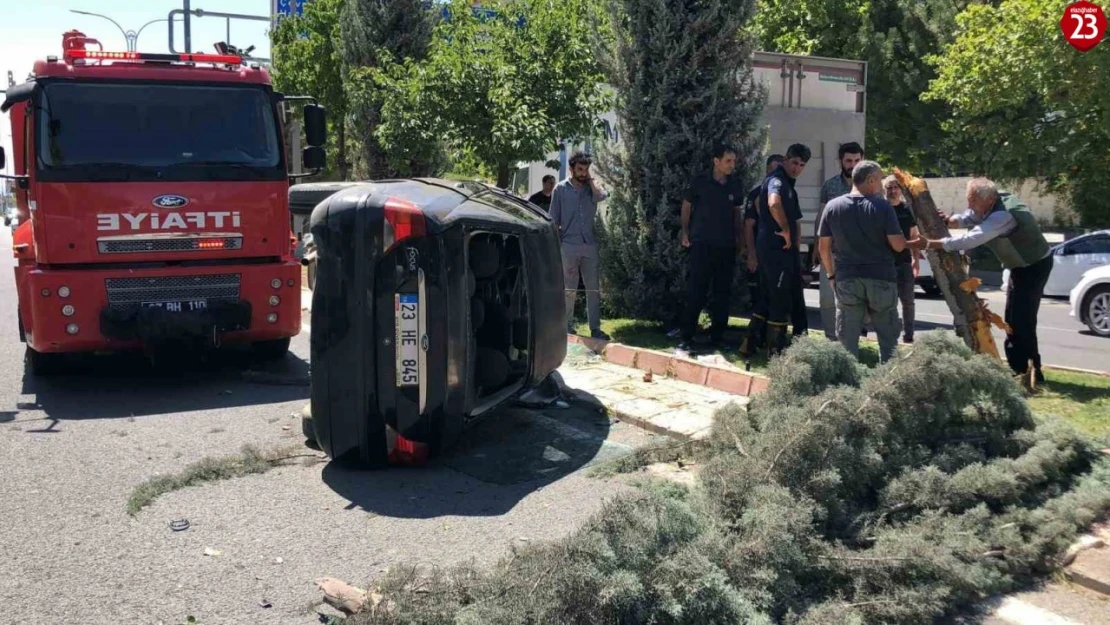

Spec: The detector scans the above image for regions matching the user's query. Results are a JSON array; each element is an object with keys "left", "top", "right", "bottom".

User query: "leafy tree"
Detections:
[
  {"left": 340, "top": 0, "right": 439, "bottom": 178},
  {"left": 595, "top": 0, "right": 766, "bottom": 323},
  {"left": 924, "top": 0, "right": 1110, "bottom": 227},
  {"left": 376, "top": 0, "right": 609, "bottom": 188},
  {"left": 755, "top": 0, "right": 977, "bottom": 173},
  {"left": 270, "top": 0, "right": 348, "bottom": 180}
]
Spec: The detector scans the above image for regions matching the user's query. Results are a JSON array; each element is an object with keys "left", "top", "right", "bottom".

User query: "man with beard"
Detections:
[
  {"left": 816, "top": 142, "right": 865, "bottom": 340},
  {"left": 550, "top": 152, "right": 611, "bottom": 340}
]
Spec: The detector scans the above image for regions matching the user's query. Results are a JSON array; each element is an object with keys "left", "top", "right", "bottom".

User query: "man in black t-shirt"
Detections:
[
  {"left": 742, "top": 143, "right": 811, "bottom": 356},
  {"left": 739, "top": 153, "right": 784, "bottom": 356},
  {"left": 678, "top": 144, "right": 745, "bottom": 351},
  {"left": 527, "top": 175, "right": 556, "bottom": 212}
]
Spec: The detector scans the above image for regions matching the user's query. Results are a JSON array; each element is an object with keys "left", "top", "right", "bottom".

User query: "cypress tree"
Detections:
[{"left": 596, "top": 0, "right": 766, "bottom": 324}]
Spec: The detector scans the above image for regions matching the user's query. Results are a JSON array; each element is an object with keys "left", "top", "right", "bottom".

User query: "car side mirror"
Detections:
[
  {"left": 0, "top": 146, "right": 5, "bottom": 171},
  {"left": 303, "top": 146, "right": 326, "bottom": 171},
  {"left": 303, "top": 104, "right": 327, "bottom": 148}
]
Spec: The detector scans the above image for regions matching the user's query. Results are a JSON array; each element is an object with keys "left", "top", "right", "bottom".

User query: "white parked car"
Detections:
[
  {"left": 1070, "top": 264, "right": 1110, "bottom": 337},
  {"left": 1003, "top": 230, "right": 1110, "bottom": 297}
]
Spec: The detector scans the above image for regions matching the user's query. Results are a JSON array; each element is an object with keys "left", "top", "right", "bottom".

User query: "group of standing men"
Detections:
[{"left": 539, "top": 142, "right": 1054, "bottom": 383}]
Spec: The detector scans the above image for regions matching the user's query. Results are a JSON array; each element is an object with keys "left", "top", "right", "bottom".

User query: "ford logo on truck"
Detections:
[{"left": 152, "top": 195, "right": 189, "bottom": 209}]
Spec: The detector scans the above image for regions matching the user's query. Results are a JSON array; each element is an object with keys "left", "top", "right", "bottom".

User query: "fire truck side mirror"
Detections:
[
  {"left": 303, "top": 104, "right": 327, "bottom": 148},
  {"left": 303, "top": 146, "right": 326, "bottom": 172}
]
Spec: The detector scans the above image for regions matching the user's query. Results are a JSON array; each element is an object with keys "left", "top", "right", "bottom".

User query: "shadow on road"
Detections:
[
  {"left": 320, "top": 392, "right": 631, "bottom": 519},
  {"left": 16, "top": 348, "right": 310, "bottom": 424}
]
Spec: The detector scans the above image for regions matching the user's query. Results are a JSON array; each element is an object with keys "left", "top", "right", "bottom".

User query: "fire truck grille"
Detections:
[
  {"left": 105, "top": 274, "right": 241, "bottom": 307},
  {"left": 98, "top": 237, "right": 243, "bottom": 254}
]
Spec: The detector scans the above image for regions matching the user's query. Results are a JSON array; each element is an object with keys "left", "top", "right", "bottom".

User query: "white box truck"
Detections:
[{"left": 510, "top": 51, "right": 869, "bottom": 280}]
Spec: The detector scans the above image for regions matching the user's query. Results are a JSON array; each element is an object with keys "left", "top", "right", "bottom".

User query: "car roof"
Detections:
[{"left": 1060, "top": 230, "right": 1110, "bottom": 248}]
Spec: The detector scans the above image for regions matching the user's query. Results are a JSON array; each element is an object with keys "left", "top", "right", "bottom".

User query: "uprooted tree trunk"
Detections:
[{"left": 893, "top": 169, "right": 1008, "bottom": 359}]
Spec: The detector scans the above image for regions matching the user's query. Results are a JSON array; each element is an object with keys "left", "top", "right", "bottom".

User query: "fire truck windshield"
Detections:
[{"left": 35, "top": 82, "right": 284, "bottom": 182}]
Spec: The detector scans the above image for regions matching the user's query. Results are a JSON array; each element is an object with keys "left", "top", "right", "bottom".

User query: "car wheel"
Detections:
[
  {"left": 25, "top": 346, "right": 67, "bottom": 376},
  {"left": 253, "top": 337, "right": 292, "bottom": 361},
  {"left": 923, "top": 284, "right": 943, "bottom": 298},
  {"left": 1084, "top": 286, "right": 1110, "bottom": 337}
]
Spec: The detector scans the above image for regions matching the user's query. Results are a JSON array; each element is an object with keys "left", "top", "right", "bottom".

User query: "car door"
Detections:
[{"left": 1049, "top": 235, "right": 1110, "bottom": 296}]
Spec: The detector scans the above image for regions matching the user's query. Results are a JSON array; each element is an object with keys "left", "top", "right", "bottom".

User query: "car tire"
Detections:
[
  {"left": 1083, "top": 285, "right": 1110, "bottom": 337},
  {"left": 25, "top": 346, "right": 66, "bottom": 376},
  {"left": 253, "top": 337, "right": 292, "bottom": 361},
  {"left": 923, "top": 284, "right": 942, "bottom": 298}
]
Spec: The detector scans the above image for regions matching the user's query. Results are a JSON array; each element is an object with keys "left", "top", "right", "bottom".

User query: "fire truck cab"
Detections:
[{"left": 0, "top": 31, "right": 327, "bottom": 374}]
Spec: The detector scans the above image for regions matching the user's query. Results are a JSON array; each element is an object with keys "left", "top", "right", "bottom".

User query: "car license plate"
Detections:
[
  {"left": 142, "top": 300, "right": 208, "bottom": 312},
  {"left": 395, "top": 293, "right": 420, "bottom": 387}
]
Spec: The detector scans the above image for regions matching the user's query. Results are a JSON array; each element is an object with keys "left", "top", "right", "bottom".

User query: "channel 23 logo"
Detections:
[{"left": 1061, "top": 1, "right": 1107, "bottom": 52}]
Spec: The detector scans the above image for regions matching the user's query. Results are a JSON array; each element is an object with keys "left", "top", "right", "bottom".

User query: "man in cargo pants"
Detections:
[
  {"left": 747, "top": 143, "right": 811, "bottom": 356},
  {"left": 550, "top": 151, "right": 611, "bottom": 340},
  {"left": 739, "top": 153, "right": 784, "bottom": 356}
]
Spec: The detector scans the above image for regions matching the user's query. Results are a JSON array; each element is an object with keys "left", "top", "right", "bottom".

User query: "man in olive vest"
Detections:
[{"left": 910, "top": 178, "right": 1052, "bottom": 382}]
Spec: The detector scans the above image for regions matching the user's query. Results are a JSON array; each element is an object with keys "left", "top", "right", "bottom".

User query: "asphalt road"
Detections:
[
  {"left": 803, "top": 284, "right": 1109, "bottom": 372},
  {"left": 0, "top": 228, "right": 655, "bottom": 624}
]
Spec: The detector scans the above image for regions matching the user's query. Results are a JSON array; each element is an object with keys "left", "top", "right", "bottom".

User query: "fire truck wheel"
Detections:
[
  {"left": 253, "top": 337, "right": 292, "bottom": 361},
  {"left": 25, "top": 347, "right": 66, "bottom": 376}
]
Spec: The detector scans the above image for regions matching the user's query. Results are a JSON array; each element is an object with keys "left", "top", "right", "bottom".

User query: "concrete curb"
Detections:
[
  {"left": 1043, "top": 364, "right": 1110, "bottom": 378},
  {"left": 568, "top": 335, "right": 769, "bottom": 398}
]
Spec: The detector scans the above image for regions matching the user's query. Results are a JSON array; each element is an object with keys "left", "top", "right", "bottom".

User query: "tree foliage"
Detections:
[
  {"left": 375, "top": 0, "right": 609, "bottom": 188},
  {"left": 270, "top": 0, "right": 348, "bottom": 180},
  {"left": 755, "top": 0, "right": 977, "bottom": 173},
  {"left": 924, "top": 0, "right": 1110, "bottom": 227},
  {"left": 595, "top": 0, "right": 765, "bottom": 323},
  {"left": 340, "top": 0, "right": 440, "bottom": 178},
  {"left": 348, "top": 333, "right": 1110, "bottom": 624}
]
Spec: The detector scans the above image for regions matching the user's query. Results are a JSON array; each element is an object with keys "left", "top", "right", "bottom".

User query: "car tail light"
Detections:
[
  {"left": 388, "top": 432, "right": 429, "bottom": 466},
  {"left": 382, "top": 198, "right": 426, "bottom": 254}
]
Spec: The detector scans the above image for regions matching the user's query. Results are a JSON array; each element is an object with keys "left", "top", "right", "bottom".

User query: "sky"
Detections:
[{"left": 0, "top": 0, "right": 279, "bottom": 175}]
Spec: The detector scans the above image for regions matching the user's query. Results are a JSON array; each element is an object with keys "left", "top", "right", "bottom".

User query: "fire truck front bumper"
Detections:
[{"left": 99, "top": 300, "right": 253, "bottom": 342}]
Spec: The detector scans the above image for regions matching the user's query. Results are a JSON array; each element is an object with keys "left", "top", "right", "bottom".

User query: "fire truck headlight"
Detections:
[
  {"left": 269, "top": 296, "right": 280, "bottom": 306},
  {"left": 61, "top": 305, "right": 75, "bottom": 317},
  {"left": 271, "top": 278, "right": 282, "bottom": 289},
  {"left": 266, "top": 313, "right": 278, "bottom": 324},
  {"left": 66, "top": 323, "right": 79, "bottom": 335},
  {"left": 58, "top": 286, "right": 71, "bottom": 298}
]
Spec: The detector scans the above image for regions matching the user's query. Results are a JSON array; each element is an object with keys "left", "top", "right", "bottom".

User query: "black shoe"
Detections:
[
  {"left": 1035, "top": 369, "right": 1045, "bottom": 384},
  {"left": 591, "top": 329, "right": 611, "bottom": 341},
  {"left": 903, "top": 334, "right": 914, "bottom": 344},
  {"left": 567, "top": 324, "right": 577, "bottom": 336},
  {"left": 861, "top": 328, "right": 869, "bottom": 337}
]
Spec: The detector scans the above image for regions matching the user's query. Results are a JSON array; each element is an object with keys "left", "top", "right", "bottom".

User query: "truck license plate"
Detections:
[
  {"left": 395, "top": 293, "right": 420, "bottom": 388},
  {"left": 142, "top": 300, "right": 207, "bottom": 312}
]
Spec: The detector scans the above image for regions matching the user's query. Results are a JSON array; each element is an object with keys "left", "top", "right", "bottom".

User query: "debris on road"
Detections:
[
  {"left": 169, "top": 519, "right": 190, "bottom": 532},
  {"left": 203, "top": 547, "right": 221, "bottom": 557}
]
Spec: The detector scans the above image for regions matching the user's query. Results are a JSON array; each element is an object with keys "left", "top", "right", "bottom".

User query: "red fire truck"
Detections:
[{"left": 0, "top": 31, "right": 327, "bottom": 374}]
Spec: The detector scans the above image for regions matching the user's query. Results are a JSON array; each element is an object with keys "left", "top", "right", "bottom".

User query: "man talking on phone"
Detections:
[{"left": 550, "top": 151, "right": 611, "bottom": 340}]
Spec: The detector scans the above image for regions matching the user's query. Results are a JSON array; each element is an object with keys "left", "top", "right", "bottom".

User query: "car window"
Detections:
[{"left": 1064, "top": 236, "right": 1110, "bottom": 255}]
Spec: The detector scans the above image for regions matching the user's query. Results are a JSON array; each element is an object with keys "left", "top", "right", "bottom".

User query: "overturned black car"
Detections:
[{"left": 305, "top": 179, "right": 567, "bottom": 468}]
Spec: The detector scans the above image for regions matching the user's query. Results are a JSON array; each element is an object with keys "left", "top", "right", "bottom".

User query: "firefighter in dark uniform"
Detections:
[
  {"left": 744, "top": 144, "right": 811, "bottom": 356},
  {"left": 739, "top": 153, "right": 784, "bottom": 356}
]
